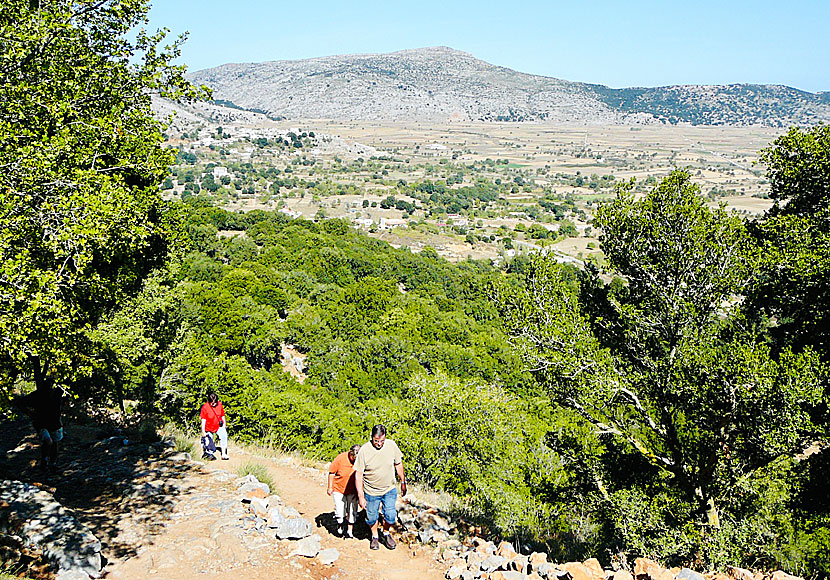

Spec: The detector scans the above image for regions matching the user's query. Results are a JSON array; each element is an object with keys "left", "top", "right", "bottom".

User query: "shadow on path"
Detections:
[{"left": 0, "top": 414, "right": 197, "bottom": 562}]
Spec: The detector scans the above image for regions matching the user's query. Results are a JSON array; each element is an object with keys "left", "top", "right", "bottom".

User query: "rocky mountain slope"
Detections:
[{"left": 188, "top": 46, "right": 830, "bottom": 126}]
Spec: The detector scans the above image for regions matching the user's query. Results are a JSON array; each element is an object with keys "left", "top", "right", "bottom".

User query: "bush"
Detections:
[{"left": 237, "top": 461, "right": 275, "bottom": 490}]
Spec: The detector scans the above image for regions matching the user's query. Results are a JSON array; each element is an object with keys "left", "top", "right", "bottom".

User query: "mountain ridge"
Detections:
[{"left": 189, "top": 46, "right": 830, "bottom": 126}]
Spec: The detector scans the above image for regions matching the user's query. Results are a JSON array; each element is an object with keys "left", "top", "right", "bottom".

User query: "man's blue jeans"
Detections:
[{"left": 365, "top": 487, "right": 398, "bottom": 526}]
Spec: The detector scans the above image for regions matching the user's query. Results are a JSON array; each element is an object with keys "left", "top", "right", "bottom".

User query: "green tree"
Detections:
[
  {"left": 0, "top": 0, "right": 204, "bottom": 395},
  {"left": 500, "top": 171, "right": 823, "bottom": 564},
  {"left": 748, "top": 125, "right": 830, "bottom": 359}
]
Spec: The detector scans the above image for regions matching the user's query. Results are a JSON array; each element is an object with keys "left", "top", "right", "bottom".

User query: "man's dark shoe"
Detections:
[
  {"left": 383, "top": 533, "right": 397, "bottom": 550},
  {"left": 370, "top": 536, "right": 380, "bottom": 550}
]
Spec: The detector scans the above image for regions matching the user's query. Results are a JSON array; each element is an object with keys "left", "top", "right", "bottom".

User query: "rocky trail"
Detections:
[{"left": 0, "top": 418, "right": 443, "bottom": 579}]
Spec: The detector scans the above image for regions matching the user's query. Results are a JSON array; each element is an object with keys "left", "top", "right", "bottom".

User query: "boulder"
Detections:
[
  {"left": 476, "top": 541, "right": 497, "bottom": 556},
  {"left": 530, "top": 552, "right": 548, "bottom": 570},
  {"left": 466, "top": 550, "right": 485, "bottom": 571},
  {"left": 419, "top": 527, "right": 435, "bottom": 544},
  {"left": 249, "top": 498, "right": 268, "bottom": 517},
  {"left": 497, "top": 541, "right": 519, "bottom": 559},
  {"left": 491, "top": 572, "right": 528, "bottom": 580},
  {"left": 611, "top": 571, "right": 634, "bottom": 580},
  {"left": 584, "top": 559, "right": 605, "bottom": 579},
  {"left": 564, "top": 561, "right": 605, "bottom": 580},
  {"left": 275, "top": 517, "right": 313, "bottom": 540},
  {"left": 677, "top": 569, "right": 705, "bottom": 580},
  {"left": 238, "top": 481, "right": 270, "bottom": 501},
  {"left": 635, "top": 558, "right": 669, "bottom": 580},
  {"left": 508, "top": 555, "right": 529, "bottom": 574},
  {"left": 481, "top": 555, "right": 508, "bottom": 572},
  {"left": 235, "top": 475, "right": 259, "bottom": 486},
  {"left": 265, "top": 494, "right": 283, "bottom": 509},
  {"left": 267, "top": 508, "right": 285, "bottom": 528},
  {"left": 0, "top": 480, "right": 102, "bottom": 579}
]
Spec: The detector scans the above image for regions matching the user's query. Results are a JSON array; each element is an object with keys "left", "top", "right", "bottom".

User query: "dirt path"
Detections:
[
  {"left": 0, "top": 419, "right": 444, "bottom": 580},
  {"left": 99, "top": 440, "right": 445, "bottom": 580}
]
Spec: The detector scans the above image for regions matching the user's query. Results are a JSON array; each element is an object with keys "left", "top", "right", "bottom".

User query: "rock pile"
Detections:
[
  {"left": 235, "top": 473, "right": 339, "bottom": 565},
  {"left": 392, "top": 496, "right": 804, "bottom": 580},
  {"left": 0, "top": 480, "right": 102, "bottom": 580}
]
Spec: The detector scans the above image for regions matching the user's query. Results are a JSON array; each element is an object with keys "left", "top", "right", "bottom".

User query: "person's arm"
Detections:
[
  {"left": 395, "top": 462, "right": 407, "bottom": 496},
  {"left": 327, "top": 472, "right": 335, "bottom": 496},
  {"left": 201, "top": 418, "right": 207, "bottom": 437},
  {"left": 356, "top": 470, "right": 366, "bottom": 509}
]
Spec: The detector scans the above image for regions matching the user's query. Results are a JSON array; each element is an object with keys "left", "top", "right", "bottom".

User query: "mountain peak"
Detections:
[{"left": 190, "top": 49, "right": 830, "bottom": 126}]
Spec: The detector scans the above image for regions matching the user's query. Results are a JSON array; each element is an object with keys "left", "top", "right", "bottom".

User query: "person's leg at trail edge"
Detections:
[
  {"left": 217, "top": 425, "right": 229, "bottom": 459},
  {"left": 38, "top": 428, "right": 52, "bottom": 468},
  {"left": 49, "top": 428, "right": 63, "bottom": 470},
  {"left": 345, "top": 493, "right": 358, "bottom": 537},
  {"left": 365, "top": 493, "right": 382, "bottom": 549},
  {"left": 380, "top": 487, "right": 398, "bottom": 549},
  {"left": 332, "top": 491, "right": 346, "bottom": 536}
]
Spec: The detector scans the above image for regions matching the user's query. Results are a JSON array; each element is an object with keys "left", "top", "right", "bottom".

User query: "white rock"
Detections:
[
  {"left": 317, "top": 548, "right": 340, "bottom": 565},
  {"left": 291, "top": 534, "right": 321, "bottom": 558}
]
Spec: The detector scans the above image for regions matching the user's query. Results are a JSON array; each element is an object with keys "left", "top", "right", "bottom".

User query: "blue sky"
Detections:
[{"left": 147, "top": 0, "right": 829, "bottom": 92}]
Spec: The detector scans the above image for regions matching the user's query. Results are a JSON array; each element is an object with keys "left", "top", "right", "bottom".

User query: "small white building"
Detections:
[
  {"left": 278, "top": 207, "right": 302, "bottom": 219},
  {"left": 379, "top": 218, "right": 409, "bottom": 230}
]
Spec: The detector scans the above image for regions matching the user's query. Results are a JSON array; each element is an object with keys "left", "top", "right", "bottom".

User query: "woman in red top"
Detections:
[{"left": 200, "top": 392, "right": 229, "bottom": 460}]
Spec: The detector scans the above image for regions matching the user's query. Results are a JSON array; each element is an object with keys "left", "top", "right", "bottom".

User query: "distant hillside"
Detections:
[{"left": 188, "top": 47, "right": 830, "bottom": 126}]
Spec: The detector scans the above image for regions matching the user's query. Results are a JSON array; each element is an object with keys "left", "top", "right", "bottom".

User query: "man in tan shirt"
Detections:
[{"left": 354, "top": 424, "right": 406, "bottom": 550}]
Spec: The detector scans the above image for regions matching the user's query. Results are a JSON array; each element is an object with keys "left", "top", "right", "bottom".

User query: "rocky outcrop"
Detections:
[
  {"left": 0, "top": 480, "right": 102, "bottom": 579},
  {"left": 235, "top": 473, "right": 337, "bottom": 564}
]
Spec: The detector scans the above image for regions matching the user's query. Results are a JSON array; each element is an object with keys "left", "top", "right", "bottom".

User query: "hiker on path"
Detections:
[
  {"left": 327, "top": 444, "right": 361, "bottom": 538},
  {"left": 354, "top": 424, "right": 406, "bottom": 550},
  {"left": 200, "top": 392, "right": 229, "bottom": 460},
  {"left": 14, "top": 383, "right": 64, "bottom": 471}
]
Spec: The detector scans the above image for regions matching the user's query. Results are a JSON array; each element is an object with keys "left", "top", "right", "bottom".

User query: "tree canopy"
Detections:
[
  {"left": 0, "top": 0, "right": 203, "bottom": 393},
  {"left": 500, "top": 169, "right": 824, "bottom": 566},
  {"left": 748, "top": 125, "right": 830, "bottom": 360}
]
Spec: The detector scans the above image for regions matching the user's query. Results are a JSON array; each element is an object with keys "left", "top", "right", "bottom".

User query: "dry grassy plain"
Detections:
[
  {"left": 309, "top": 120, "right": 778, "bottom": 210},
  {"left": 193, "top": 119, "right": 782, "bottom": 263}
]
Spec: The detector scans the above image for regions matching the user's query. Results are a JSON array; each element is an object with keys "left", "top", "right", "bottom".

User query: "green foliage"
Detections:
[
  {"left": 748, "top": 125, "right": 830, "bottom": 361},
  {"left": 0, "top": 0, "right": 204, "bottom": 394},
  {"left": 173, "top": 432, "right": 197, "bottom": 457},
  {"left": 383, "top": 371, "right": 572, "bottom": 543},
  {"left": 499, "top": 170, "right": 825, "bottom": 568},
  {"left": 237, "top": 461, "right": 275, "bottom": 490}
]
